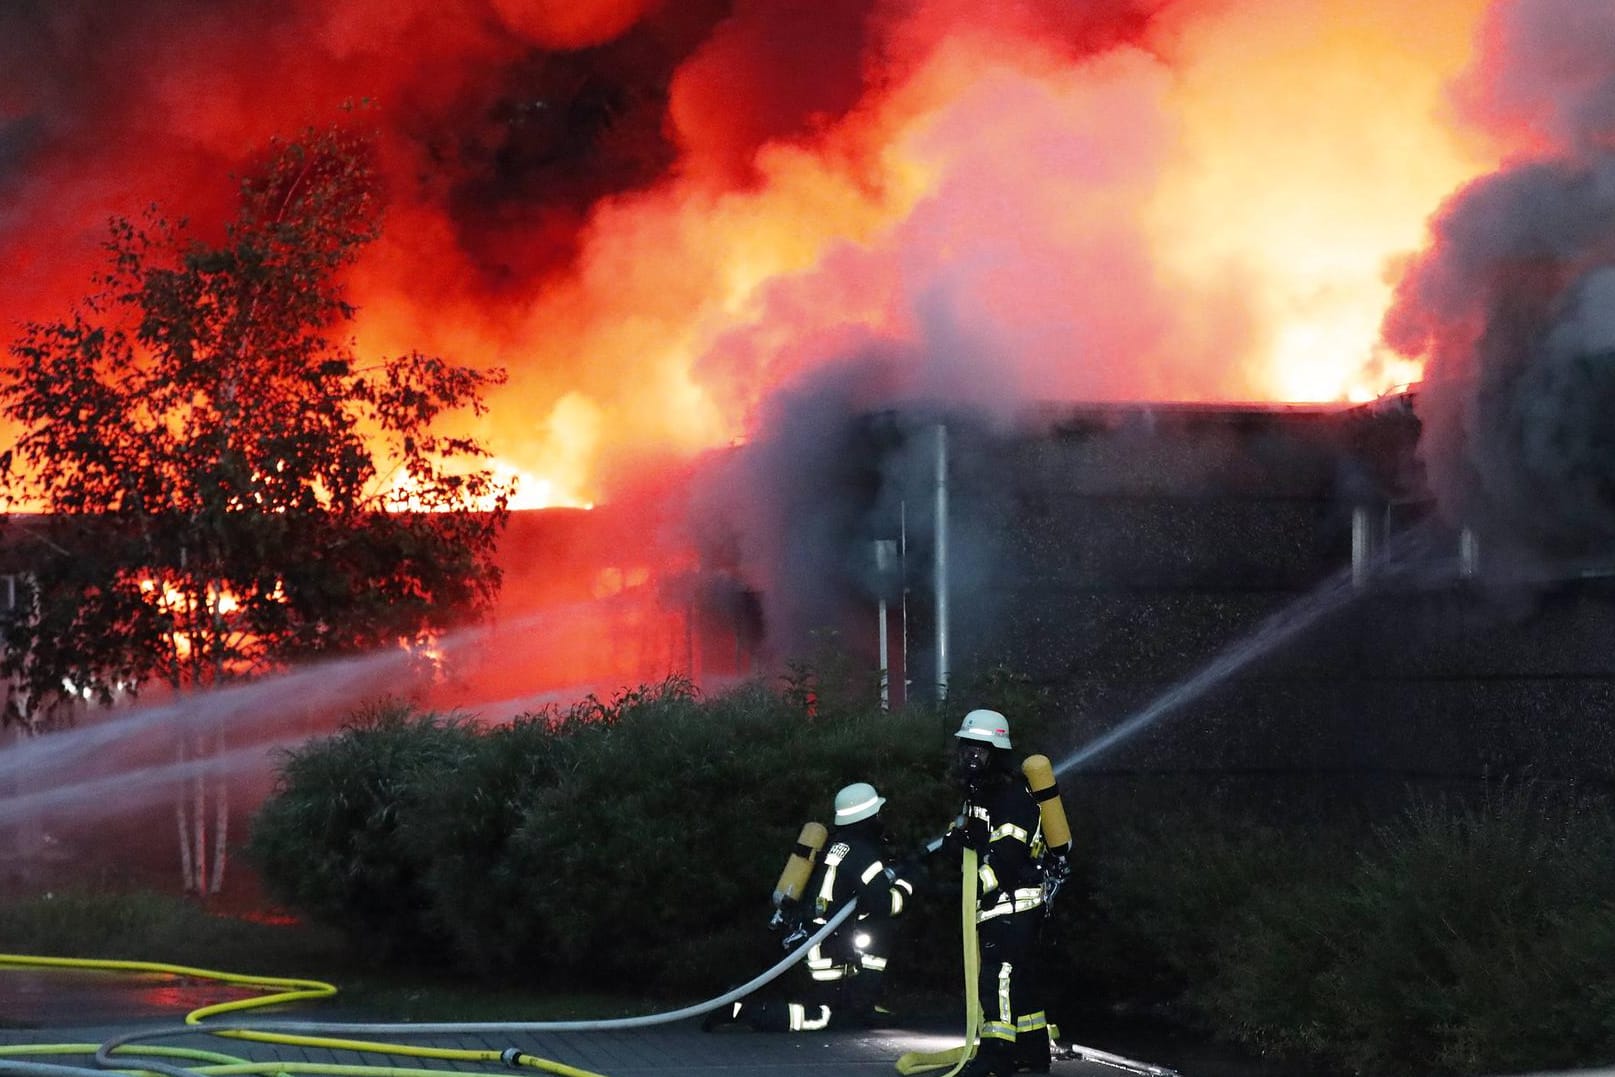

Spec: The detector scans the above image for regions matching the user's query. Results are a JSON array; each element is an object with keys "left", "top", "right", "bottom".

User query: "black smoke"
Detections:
[{"left": 1382, "top": 0, "right": 1615, "bottom": 567}]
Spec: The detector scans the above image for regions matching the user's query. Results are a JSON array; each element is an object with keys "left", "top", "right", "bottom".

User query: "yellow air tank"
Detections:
[
  {"left": 772, "top": 821, "right": 828, "bottom": 907},
  {"left": 1022, "top": 755, "right": 1072, "bottom": 855}
]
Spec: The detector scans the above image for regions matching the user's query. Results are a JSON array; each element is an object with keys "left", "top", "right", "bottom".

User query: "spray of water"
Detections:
[
  {"left": 6, "top": 522, "right": 1450, "bottom": 838},
  {"left": 0, "top": 603, "right": 650, "bottom": 835},
  {"left": 1050, "top": 524, "right": 1446, "bottom": 779}
]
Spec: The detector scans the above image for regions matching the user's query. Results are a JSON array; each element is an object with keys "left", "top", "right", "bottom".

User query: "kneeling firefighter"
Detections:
[
  {"left": 944, "top": 708, "right": 1073, "bottom": 1077},
  {"left": 707, "top": 781, "right": 915, "bottom": 1032}
]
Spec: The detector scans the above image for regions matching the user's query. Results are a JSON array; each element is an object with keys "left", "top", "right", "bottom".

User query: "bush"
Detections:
[
  {"left": 247, "top": 674, "right": 1615, "bottom": 1076},
  {"left": 400, "top": 708, "right": 587, "bottom": 979},
  {"left": 249, "top": 676, "right": 966, "bottom": 994},
  {"left": 1088, "top": 778, "right": 1615, "bottom": 1076},
  {"left": 1069, "top": 795, "right": 1354, "bottom": 1023},
  {"left": 1268, "top": 780, "right": 1615, "bottom": 1075},
  {"left": 496, "top": 677, "right": 958, "bottom": 993},
  {"left": 246, "top": 699, "right": 478, "bottom": 964}
]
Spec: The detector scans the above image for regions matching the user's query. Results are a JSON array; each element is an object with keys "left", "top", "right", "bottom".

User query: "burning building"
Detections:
[
  {"left": 682, "top": 385, "right": 1615, "bottom": 788},
  {"left": 2, "top": 0, "right": 1614, "bottom": 787}
]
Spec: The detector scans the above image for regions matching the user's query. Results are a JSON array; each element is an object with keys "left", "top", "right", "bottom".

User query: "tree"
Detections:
[{"left": 0, "top": 121, "right": 512, "bottom": 894}]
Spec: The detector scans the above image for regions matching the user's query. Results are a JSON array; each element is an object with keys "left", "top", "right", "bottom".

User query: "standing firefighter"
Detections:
[
  {"left": 707, "top": 781, "right": 915, "bottom": 1032},
  {"left": 944, "top": 708, "right": 1072, "bottom": 1077}
]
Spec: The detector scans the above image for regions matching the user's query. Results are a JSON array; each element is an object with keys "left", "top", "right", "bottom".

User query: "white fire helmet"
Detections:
[
  {"left": 955, "top": 708, "right": 1013, "bottom": 751},
  {"left": 834, "top": 782, "right": 886, "bottom": 825}
]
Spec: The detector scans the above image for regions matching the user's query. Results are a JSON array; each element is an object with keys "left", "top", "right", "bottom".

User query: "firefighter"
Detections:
[
  {"left": 945, "top": 708, "right": 1070, "bottom": 1076},
  {"left": 707, "top": 781, "right": 915, "bottom": 1032}
]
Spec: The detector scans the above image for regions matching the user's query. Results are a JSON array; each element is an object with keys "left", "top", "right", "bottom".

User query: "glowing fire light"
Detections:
[
  {"left": 0, "top": 0, "right": 1537, "bottom": 704},
  {"left": 381, "top": 459, "right": 593, "bottom": 513},
  {"left": 0, "top": 0, "right": 1503, "bottom": 495},
  {"left": 1144, "top": 0, "right": 1496, "bottom": 403},
  {"left": 497, "top": 462, "right": 595, "bottom": 512}
]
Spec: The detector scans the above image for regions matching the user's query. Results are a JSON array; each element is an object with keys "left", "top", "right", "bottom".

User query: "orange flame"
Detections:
[
  {"left": 348, "top": 0, "right": 1498, "bottom": 512},
  {"left": 1, "top": 0, "right": 1502, "bottom": 507},
  {"left": 0, "top": 0, "right": 1534, "bottom": 700}
]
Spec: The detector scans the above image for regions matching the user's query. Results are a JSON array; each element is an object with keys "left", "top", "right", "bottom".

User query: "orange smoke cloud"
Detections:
[
  {"left": 4, "top": 0, "right": 1577, "bottom": 703},
  {"left": 1, "top": 0, "right": 1503, "bottom": 510}
]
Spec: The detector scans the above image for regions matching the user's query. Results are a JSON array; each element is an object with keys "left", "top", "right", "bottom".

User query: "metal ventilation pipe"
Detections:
[
  {"left": 900, "top": 500, "right": 910, "bottom": 708},
  {"left": 934, "top": 422, "right": 949, "bottom": 701},
  {"left": 1458, "top": 526, "right": 1480, "bottom": 578},
  {"left": 1351, "top": 505, "right": 1375, "bottom": 589},
  {"left": 872, "top": 539, "right": 898, "bottom": 710}
]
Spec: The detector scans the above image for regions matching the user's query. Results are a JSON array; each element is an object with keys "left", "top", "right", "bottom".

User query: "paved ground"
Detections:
[
  {"left": 0, "top": 967, "right": 1199, "bottom": 1076},
  {"left": 0, "top": 1014, "right": 1185, "bottom": 1077},
  {"left": 11, "top": 1001, "right": 1615, "bottom": 1077}
]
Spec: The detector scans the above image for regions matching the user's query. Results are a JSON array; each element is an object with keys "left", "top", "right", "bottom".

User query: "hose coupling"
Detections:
[{"left": 499, "top": 1047, "right": 529, "bottom": 1068}]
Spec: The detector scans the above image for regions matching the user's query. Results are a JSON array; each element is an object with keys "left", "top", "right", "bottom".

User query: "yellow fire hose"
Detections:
[
  {"left": 893, "top": 846, "right": 979, "bottom": 1076},
  {"left": 0, "top": 903, "right": 865, "bottom": 1077},
  {"left": 0, "top": 953, "right": 607, "bottom": 1077}
]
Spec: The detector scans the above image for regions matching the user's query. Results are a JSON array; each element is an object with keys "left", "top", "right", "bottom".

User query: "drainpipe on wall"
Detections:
[
  {"left": 900, "top": 501, "right": 910, "bottom": 709},
  {"left": 873, "top": 539, "right": 897, "bottom": 711},
  {"left": 1459, "top": 526, "right": 1480, "bottom": 579},
  {"left": 934, "top": 421, "right": 949, "bottom": 701},
  {"left": 1351, "top": 505, "right": 1375, "bottom": 590}
]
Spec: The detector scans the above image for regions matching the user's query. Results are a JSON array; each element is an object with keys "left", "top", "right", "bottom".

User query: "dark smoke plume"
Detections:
[{"left": 1383, "top": 0, "right": 1615, "bottom": 565}]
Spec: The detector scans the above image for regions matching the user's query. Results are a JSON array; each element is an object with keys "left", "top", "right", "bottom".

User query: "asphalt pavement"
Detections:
[
  {"left": 12, "top": 973, "right": 1611, "bottom": 1077},
  {"left": 0, "top": 963, "right": 1202, "bottom": 1077},
  {"left": 0, "top": 1012, "right": 1187, "bottom": 1077}
]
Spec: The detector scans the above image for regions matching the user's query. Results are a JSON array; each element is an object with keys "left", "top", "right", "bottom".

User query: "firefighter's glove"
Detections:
[
  {"left": 954, "top": 817, "right": 989, "bottom": 852},
  {"left": 942, "top": 815, "right": 986, "bottom": 854},
  {"left": 779, "top": 919, "right": 812, "bottom": 951},
  {"left": 1043, "top": 851, "right": 1072, "bottom": 906},
  {"left": 769, "top": 899, "right": 803, "bottom": 933}
]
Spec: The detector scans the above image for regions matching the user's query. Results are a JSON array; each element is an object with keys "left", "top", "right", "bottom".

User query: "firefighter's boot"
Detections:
[
  {"left": 841, "top": 970, "right": 894, "bottom": 1027},
  {"left": 701, "top": 1002, "right": 746, "bottom": 1032},
  {"left": 958, "top": 1038, "right": 1017, "bottom": 1077},
  {"left": 1013, "top": 1027, "right": 1051, "bottom": 1073}
]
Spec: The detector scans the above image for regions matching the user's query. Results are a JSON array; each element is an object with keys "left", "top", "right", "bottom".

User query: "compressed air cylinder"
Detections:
[
  {"left": 772, "top": 821, "right": 828, "bottom": 907},
  {"left": 1022, "top": 754, "right": 1073, "bottom": 855}
]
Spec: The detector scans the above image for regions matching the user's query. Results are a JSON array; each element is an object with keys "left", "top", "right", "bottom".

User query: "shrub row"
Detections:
[
  {"left": 247, "top": 678, "right": 969, "bottom": 994},
  {"left": 249, "top": 679, "right": 1615, "bottom": 1075},
  {"left": 1078, "top": 778, "right": 1615, "bottom": 1075}
]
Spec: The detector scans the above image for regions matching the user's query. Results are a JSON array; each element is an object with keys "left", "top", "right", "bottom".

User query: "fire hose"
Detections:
[
  {"left": 0, "top": 905, "right": 858, "bottom": 1077},
  {"left": 0, "top": 829, "right": 1175, "bottom": 1077}
]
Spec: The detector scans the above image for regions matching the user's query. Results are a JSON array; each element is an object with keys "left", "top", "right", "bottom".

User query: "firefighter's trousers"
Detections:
[{"left": 975, "top": 908, "right": 1050, "bottom": 1069}]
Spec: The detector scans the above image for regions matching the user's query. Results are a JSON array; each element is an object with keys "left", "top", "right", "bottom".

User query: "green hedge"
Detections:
[
  {"left": 248, "top": 699, "right": 478, "bottom": 963},
  {"left": 249, "top": 680, "right": 1615, "bottom": 1075},
  {"left": 248, "top": 677, "right": 971, "bottom": 993},
  {"left": 1072, "top": 778, "right": 1615, "bottom": 1075}
]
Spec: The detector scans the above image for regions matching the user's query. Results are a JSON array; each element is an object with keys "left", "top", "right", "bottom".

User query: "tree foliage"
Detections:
[{"left": 0, "top": 122, "right": 511, "bottom": 728}]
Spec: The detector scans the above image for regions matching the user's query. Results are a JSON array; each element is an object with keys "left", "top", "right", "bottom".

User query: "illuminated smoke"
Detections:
[
  {"left": 2, "top": 1, "right": 1492, "bottom": 497},
  {"left": 1381, "top": 0, "right": 1615, "bottom": 563},
  {"left": 0, "top": 0, "right": 1519, "bottom": 688}
]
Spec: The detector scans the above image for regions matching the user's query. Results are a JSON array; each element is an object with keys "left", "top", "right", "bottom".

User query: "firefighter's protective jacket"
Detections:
[
  {"left": 804, "top": 824, "right": 913, "bottom": 980},
  {"left": 963, "top": 777, "right": 1046, "bottom": 923}
]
